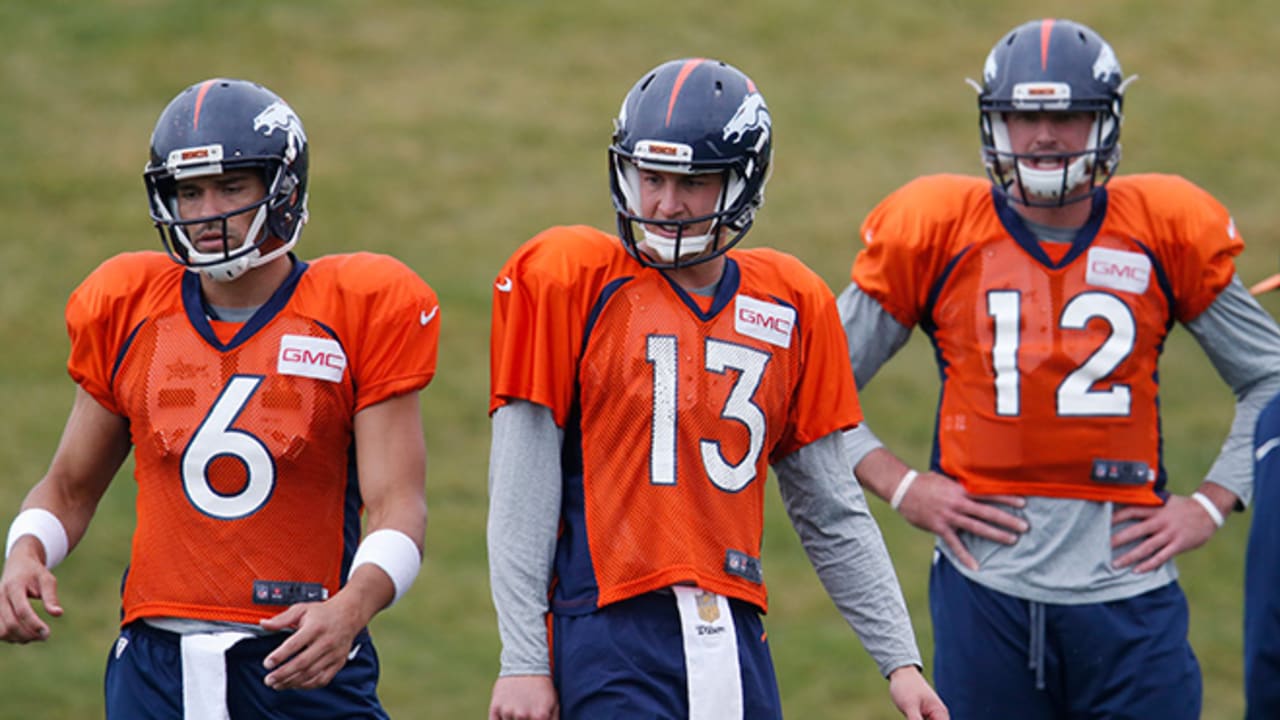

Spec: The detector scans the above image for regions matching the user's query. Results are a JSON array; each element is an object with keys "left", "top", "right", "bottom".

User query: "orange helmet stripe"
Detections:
[
  {"left": 192, "top": 79, "right": 217, "bottom": 131},
  {"left": 1039, "top": 18, "right": 1056, "bottom": 70},
  {"left": 665, "top": 58, "right": 707, "bottom": 127}
]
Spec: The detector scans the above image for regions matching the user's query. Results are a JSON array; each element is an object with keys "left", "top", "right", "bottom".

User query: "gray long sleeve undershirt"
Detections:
[
  {"left": 487, "top": 401, "right": 562, "bottom": 676},
  {"left": 774, "top": 431, "right": 923, "bottom": 676},
  {"left": 487, "top": 400, "right": 922, "bottom": 677},
  {"left": 1186, "top": 278, "right": 1280, "bottom": 504},
  {"left": 837, "top": 275, "right": 1280, "bottom": 603}
]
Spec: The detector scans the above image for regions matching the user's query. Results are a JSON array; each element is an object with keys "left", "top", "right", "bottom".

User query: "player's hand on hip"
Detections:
[
  {"left": 1111, "top": 494, "right": 1219, "bottom": 573},
  {"left": 0, "top": 540, "right": 63, "bottom": 643},
  {"left": 888, "top": 665, "right": 950, "bottom": 720},
  {"left": 489, "top": 674, "right": 559, "bottom": 720},
  {"left": 894, "top": 470, "right": 1027, "bottom": 571},
  {"left": 259, "top": 596, "right": 366, "bottom": 691}
]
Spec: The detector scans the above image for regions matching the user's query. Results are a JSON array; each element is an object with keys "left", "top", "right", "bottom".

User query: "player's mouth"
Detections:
[
  {"left": 1023, "top": 160, "right": 1066, "bottom": 171},
  {"left": 645, "top": 220, "right": 710, "bottom": 238},
  {"left": 194, "top": 232, "right": 233, "bottom": 252},
  {"left": 1021, "top": 150, "right": 1069, "bottom": 170}
]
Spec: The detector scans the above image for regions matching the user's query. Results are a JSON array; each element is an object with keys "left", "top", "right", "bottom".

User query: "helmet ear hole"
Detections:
[{"left": 272, "top": 170, "right": 299, "bottom": 209}]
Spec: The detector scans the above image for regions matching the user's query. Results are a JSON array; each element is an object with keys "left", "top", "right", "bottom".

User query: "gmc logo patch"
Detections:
[
  {"left": 734, "top": 294, "right": 795, "bottom": 348},
  {"left": 1085, "top": 246, "right": 1151, "bottom": 294},
  {"left": 277, "top": 335, "right": 347, "bottom": 383}
]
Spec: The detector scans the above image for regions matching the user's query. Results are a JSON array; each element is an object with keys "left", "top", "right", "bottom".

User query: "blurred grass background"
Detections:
[{"left": 1, "top": 1, "right": 1276, "bottom": 717}]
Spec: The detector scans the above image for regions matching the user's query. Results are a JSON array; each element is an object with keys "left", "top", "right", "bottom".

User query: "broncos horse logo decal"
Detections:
[
  {"left": 1092, "top": 41, "right": 1122, "bottom": 82},
  {"left": 253, "top": 101, "right": 307, "bottom": 162},
  {"left": 722, "top": 92, "right": 771, "bottom": 144}
]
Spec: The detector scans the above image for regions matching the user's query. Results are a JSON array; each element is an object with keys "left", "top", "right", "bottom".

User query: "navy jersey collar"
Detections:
[
  {"left": 183, "top": 254, "right": 309, "bottom": 350},
  {"left": 992, "top": 187, "right": 1109, "bottom": 270},
  {"left": 661, "top": 257, "right": 741, "bottom": 321}
]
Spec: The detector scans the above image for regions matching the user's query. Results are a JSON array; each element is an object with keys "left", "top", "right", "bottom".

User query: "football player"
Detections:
[
  {"left": 485, "top": 58, "right": 947, "bottom": 720},
  {"left": 1247, "top": 385, "right": 1280, "bottom": 719},
  {"left": 1246, "top": 277, "right": 1280, "bottom": 719},
  {"left": 838, "top": 18, "right": 1280, "bottom": 719},
  {"left": 0, "top": 78, "right": 439, "bottom": 718}
]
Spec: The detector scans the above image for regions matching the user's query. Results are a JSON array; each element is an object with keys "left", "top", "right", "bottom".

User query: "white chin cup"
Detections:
[
  {"left": 193, "top": 252, "right": 258, "bottom": 283},
  {"left": 1016, "top": 156, "right": 1089, "bottom": 200},
  {"left": 639, "top": 229, "right": 715, "bottom": 263}
]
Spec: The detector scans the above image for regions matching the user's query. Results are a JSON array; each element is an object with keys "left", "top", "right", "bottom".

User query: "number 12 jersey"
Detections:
[{"left": 851, "top": 173, "right": 1242, "bottom": 504}]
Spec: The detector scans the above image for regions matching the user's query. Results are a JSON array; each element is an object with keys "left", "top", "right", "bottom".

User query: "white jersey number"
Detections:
[
  {"left": 647, "top": 336, "right": 769, "bottom": 492},
  {"left": 182, "top": 375, "right": 276, "bottom": 519},
  {"left": 987, "top": 290, "right": 1135, "bottom": 417}
]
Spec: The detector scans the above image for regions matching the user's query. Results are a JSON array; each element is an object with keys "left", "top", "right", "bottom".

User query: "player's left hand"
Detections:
[
  {"left": 0, "top": 540, "right": 64, "bottom": 644},
  {"left": 259, "top": 596, "right": 368, "bottom": 691},
  {"left": 887, "top": 665, "right": 950, "bottom": 720},
  {"left": 1110, "top": 494, "right": 1222, "bottom": 573}
]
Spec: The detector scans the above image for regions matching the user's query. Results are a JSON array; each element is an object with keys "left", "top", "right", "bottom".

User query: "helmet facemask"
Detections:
[
  {"left": 610, "top": 141, "right": 762, "bottom": 269},
  {"left": 980, "top": 108, "right": 1120, "bottom": 207},
  {"left": 147, "top": 158, "right": 306, "bottom": 282}
]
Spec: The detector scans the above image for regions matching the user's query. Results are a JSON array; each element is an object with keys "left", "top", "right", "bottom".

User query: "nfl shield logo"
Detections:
[{"left": 696, "top": 591, "right": 720, "bottom": 623}]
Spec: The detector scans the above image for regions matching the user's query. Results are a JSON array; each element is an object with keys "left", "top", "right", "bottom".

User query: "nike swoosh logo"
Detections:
[
  {"left": 348, "top": 643, "right": 362, "bottom": 661},
  {"left": 419, "top": 306, "right": 439, "bottom": 326},
  {"left": 495, "top": 276, "right": 513, "bottom": 293}
]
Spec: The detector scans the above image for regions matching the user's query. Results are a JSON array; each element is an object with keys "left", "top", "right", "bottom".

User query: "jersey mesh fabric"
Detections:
[
  {"left": 119, "top": 311, "right": 354, "bottom": 623},
  {"left": 852, "top": 173, "right": 1240, "bottom": 503},
  {"left": 491, "top": 226, "right": 861, "bottom": 614},
  {"left": 66, "top": 251, "right": 438, "bottom": 625}
]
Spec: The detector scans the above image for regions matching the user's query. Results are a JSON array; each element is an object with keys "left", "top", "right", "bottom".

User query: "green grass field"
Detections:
[{"left": 1, "top": 1, "right": 1277, "bottom": 717}]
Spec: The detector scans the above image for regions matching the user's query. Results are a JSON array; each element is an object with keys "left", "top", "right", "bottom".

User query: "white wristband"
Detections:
[
  {"left": 889, "top": 470, "right": 919, "bottom": 511},
  {"left": 5, "top": 508, "right": 69, "bottom": 569},
  {"left": 349, "top": 529, "right": 421, "bottom": 606},
  {"left": 1191, "top": 492, "right": 1225, "bottom": 529}
]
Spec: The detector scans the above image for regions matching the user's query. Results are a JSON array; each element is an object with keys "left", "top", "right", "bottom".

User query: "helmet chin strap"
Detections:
[
  {"left": 196, "top": 252, "right": 258, "bottom": 283},
  {"left": 639, "top": 228, "right": 716, "bottom": 263},
  {"left": 1016, "top": 156, "right": 1090, "bottom": 201}
]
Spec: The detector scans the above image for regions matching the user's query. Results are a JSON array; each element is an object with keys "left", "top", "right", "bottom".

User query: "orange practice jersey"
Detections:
[
  {"left": 852, "top": 174, "right": 1241, "bottom": 504},
  {"left": 66, "top": 251, "right": 439, "bottom": 625},
  {"left": 490, "top": 226, "right": 861, "bottom": 614}
]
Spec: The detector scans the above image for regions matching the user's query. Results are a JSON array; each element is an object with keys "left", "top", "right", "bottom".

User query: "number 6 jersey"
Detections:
[
  {"left": 65, "top": 251, "right": 439, "bottom": 625},
  {"left": 851, "top": 173, "right": 1242, "bottom": 505},
  {"left": 489, "top": 226, "right": 862, "bottom": 614}
]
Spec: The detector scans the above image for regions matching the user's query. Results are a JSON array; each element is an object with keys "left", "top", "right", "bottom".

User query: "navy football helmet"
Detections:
[
  {"left": 609, "top": 58, "right": 772, "bottom": 268},
  {"left": 972, "top": 19, "right": 1135, "bottom": 206},
  {"left": 144, "top": 78, "right": 309, "bottom": 281}
]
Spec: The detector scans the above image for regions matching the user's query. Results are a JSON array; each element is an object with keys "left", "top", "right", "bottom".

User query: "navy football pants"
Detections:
[
  {"left": 104, "top": 621, "right": 388, "bottom": 719},
  {"left": 930, "top": 554, "right": 1201, "bottom": 720},
  {"left": 552, "top": 592, "right": 782, "bottom": 719}
]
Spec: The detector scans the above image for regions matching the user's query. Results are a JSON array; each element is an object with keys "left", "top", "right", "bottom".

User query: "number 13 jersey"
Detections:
[{"left": 490, "top": 226, "right": 861, "bottom": 614}]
